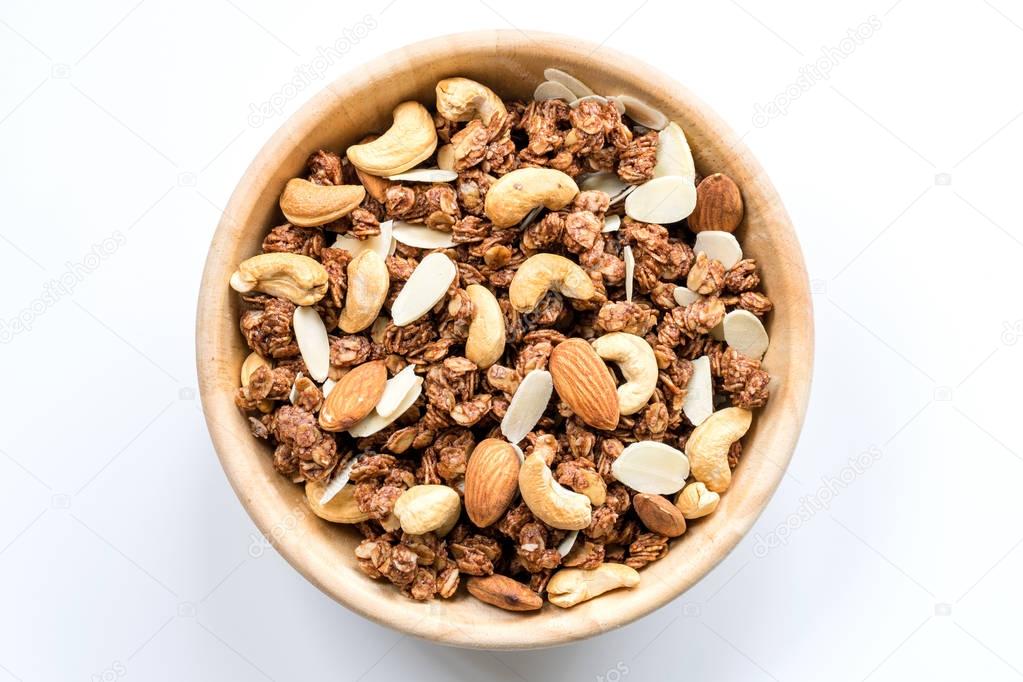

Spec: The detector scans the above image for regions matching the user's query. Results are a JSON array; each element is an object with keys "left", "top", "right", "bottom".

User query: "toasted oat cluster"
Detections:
[{"left": 230, "top": 70, "right": 774, "bottom": 610}]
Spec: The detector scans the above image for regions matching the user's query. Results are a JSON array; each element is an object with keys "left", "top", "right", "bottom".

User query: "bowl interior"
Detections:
[{"left": 196, "top": 30, "right": 813, "bottom": 649}]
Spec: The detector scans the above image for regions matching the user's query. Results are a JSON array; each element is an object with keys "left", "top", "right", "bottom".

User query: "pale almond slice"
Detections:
[
  {"left": 543, "top": 68, "right": 595, "bottom": 98},
  {"left": 602, "top": 215, "right": 621, "bottom": 233},
  {"left": 615, "top": 94, "right": 669, "bottom": 131},
  {"left": 682, "top": 356, "right": 713, "bottom": 426},
  {"left": 436, "top": 144, "right": 454, "bottom": 171},
  {"left": 610, "top": 184, "right": 637, "bottom": 206},
  {"left": 624, "top": 245, "right": 635, "bottom": 302},
  {"left": 511, "top": 443, "right": 525, "bottom": 463},
  {"left": 580, "top": 172, "right": 629, "bottom": 197},
  {"left": 348, "top": 377, "right": 423, "bottom": 438},
  {"left": 654, "top": 122, "right": 695, "bottom": 180},
  {"left": 390, "top": 252, "right": 457, "bottom": 326},
  {"left": 318, "top": 455, "right": 359, "bottom": 505},
  {"left": 293, "top": 307, "right": 329, "bottom": 382},
  {"left": 672, "top": 286, "right": 701, "bottom": 307},
  {"left": 501, "top": 369, "right": 554, "bottom": 444},
  {"left": 386, "top": 168, "right": 458, "bottom": 183},
  {"left": 321, "top": 378, "right": 337, "bottom": 398},
  {"left": 288, "top": 372, "right": 303, "bottom": 404},
  {"left": 533, "top": 80, "right": 575, "bottom": 102},
  {"left": 569, "top": 95, "right": 608, "bottom": 108},
  {"left": 557, "top": 530, "right": 579, "bottom": 557},
  {"left": 391, "top": 221, "right": 458, "bottom": 249},
  {"left": 611, "top": 441, "right": 690, "bottom": 494},
  {"left": 332, "top": 219, "right": 393, "bottom": 260},
  {"left": 694, "top": 231, "right": 742, "bottom": 270},
  {"left": 723, "top": 309, "right": 769, "bottom": 360},
  {"left": 375, "top": 364, "right": 419, "bottom": 419},
  {"left": 624, "top": 175, "right": 696, "bottom": 224}
]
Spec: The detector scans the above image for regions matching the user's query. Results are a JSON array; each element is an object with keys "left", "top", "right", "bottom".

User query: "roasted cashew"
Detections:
[
  {"left": 279, "top": 178, "right": 365, "bottom": 227},
  {"left": 591, "top": 332, "right": 658, "bottom": 415},
  {"left": 464, "top": 284, "right": 506, "bottom": 369},
  {"left": 484, "top": 167, "right": 579, "bottom": 228},
  {"left": 547, "top": 563, "right": 640, "bottom": 608},
  {"left": 392, "top": 485, "right": 461, "bottom": 536},
  {"left": 339, "top": 250, "right": 389, "bottom": 333},
  {"left": 346, "top": 101, "right": 438, "bottom": 176},
  {"left": 508, "top": 253, "right": 595, "bottom": 313},
  {"left": 229, "top": 252, "right": 327, "bottom": 306},
  {"left": 518, "top": 446, "right": 592, "bottom": 530},
  {"left": 435, "top": 77, "right": 507, "bottom": 125},
  {"left": 685, "top": 407, "right": 752, "bottom": 493},
  {"left": 675, "top": 481, "right": 720, "bottom": 519}
]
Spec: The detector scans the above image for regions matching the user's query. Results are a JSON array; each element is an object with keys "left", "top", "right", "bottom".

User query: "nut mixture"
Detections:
[{"left": 229, "top": 69, "right": 774, "bottom": 611}]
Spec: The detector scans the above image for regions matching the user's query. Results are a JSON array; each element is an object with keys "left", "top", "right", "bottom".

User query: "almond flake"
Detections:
[
  {"left": 615, "top": 94, "right": 669, "bottom": 131},
  {"left": 723, "top": 309, "right": 769, "bottom": 360},
  {"left": 386, "top": 168, "right": 458, "bottom": 183},
  {"left": 390, "top": 252, "right": 457, "bottom": 326},
  {"left": 332, "top": 219, "right": 393, "bottom": 260},
  {"left": 569, "top": 95, "right": 608, "bottom": 108},
  {"left": 694, "top": 231, "right": 742, "bottom": 270},
  {"left": 500, "top": 369, "right": 554, "bottom": 444},
  {"left": 318, "top": 455, "right": 359, "bottom": 505},
  {"left": 348, "top": 377, "right": 423, "bottom": 438},
  {"left": 654, "top": 122, "right": 695, "bottom": 180},
  {"left": 580, "top": 172, "right": 628, "bottom": 197},
  {"left": 321, "top": 378, "right": 337, "bottom": 398},
  {"left": 288, "top": 372, "right": 303, "bottom": 404},
  {"left": 557, "top": 529, "right": 579, "bottom": 557},
  {"left": 375, "top": 364, "right": 419, "bottom": 419},
  {"left": 602, "top": 215, "right": 621, "bottom": 233},
  {"left": 543, "top": 68, "right": 595, "bottom": 98},
  {"left": 672, "top": 286, "right": 700, "bottom": 307},
  {"left": 681, "top": 356, "right": 712, "bottom": 426},
  {"left": 293, "top": 306, "right": 329, "bottom": 382},
  {"left": 610, "top": 184, "right": 637, "bottom": 206},
  {"left": 391, "top": 221, "right": 458, "bottom": 249},
  {"left": 624, "top": 245, "right": 635, "bottom": 302},
  {"left": 612, "top": 441, "right": 690, "bottom": 494},
  {"left": 624, "top": 175, "right": 696, "bottom": 224},
  {"left": 533, "top": 80, "right": 575, "bottom": 102}
]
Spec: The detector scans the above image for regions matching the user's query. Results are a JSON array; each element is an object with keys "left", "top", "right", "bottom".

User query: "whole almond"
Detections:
[
  {"left": 549, "top": 338, "right": 620, "bottom": 431},
  {"left": 633, "top": 493, "right": 686, "bottom": 537},
  {"left": 688, "top": 173, "right": 743, "bottom": 233},
  {"left": 319, "top": 360, "right": 387, "bottom": 432},
  {"left": 465, "top": 439, "right": 521, "bottom": 527},
  {"left": 467, "top": 574, "right": 542, "bottom": 611}
]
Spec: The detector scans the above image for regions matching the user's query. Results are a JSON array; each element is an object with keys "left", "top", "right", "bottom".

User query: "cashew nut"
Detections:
[
  {"left": 279, "top": 178, "right": 365, "bottom": 227},
  {"left": 675, "top": 481, "right": 720, "bottom": 519},
  {"left": 573, "top": 468, "right": 607, "bottom": 507},
  {"left": 339, "top": 250, "right": 389, "bottom": 333},
  {"left": 508, "top": 253, "right": 595, "bottom": 313},
  {"left": 591, "top": 332, "right": 658, "bottom": 416},
  {"left": 346, "top": 101, "right": 438, "bottom": 176},
  {"left": 464, "top": 284, "right": 506, "bottom": 369},
  {"left": 484, "top": 167, "right": 579, "bottom": 228},
  {"left": 685, "top": 407, "right": 752, "bottom": 493},
  {"left": 435, "top": 77, "right": 507, "bottom": 125},
  {"left": 392, "top": 484, "right": 461, "bottom": 536},
  {"left": 547, "top": 563, "right": 640, "bottom": 608},
  {"left": 229, "top": 252, "right": 328, "bottom": 306},
  {"left": 518, "top": 448, "right": 592, "bottom": 530}
]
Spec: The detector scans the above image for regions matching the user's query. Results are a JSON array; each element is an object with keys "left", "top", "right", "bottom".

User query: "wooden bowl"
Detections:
[{"left": 196, "top": 30, "right": 813, "bottom": 649}]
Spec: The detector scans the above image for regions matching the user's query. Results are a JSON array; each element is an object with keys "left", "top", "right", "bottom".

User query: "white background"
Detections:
[{"left": 1, "top": 1, "right": 1021, "bottom": 680}]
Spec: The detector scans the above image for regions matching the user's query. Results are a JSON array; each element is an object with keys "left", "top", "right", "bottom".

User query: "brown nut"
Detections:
[
  {"left": 689, "top": 173, "right": 743, "bottom": 233},
  {"left": 464, "top": 439, "right": 521, "bottom": 528},
  {"left": 229, "top": 252, "right": 327, "bottom": 306},
  {"left": 279, "top": 178, "right": 365, "bottom": 227},
  {"left": 549, "top": 338, "right": 620, "bottom": 431},
  {"left": 633, "top": 493, "right": 686, "bottom": 537},
  {"left": 466, "top": 575, "right": 542, "bottom": 611},
  {"left": 318, "top": 360, "right": 387, "bottom": 432}
]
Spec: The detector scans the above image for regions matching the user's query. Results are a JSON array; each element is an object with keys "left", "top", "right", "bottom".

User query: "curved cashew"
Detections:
[
  {"left": 675, "top": 481, "right": 720, "bottom": 519},
  {"left": 305, "top": 480, "right": 370, "bottom": 523},
  {"left": 518, "top": 449, "right": 592, "bottom": 530},
  {"left": 508, "top": 253, "right": 595, "bottom": 313},
  {"left": 591, "top": 332, "right": 658, "bottom": 416},
  {"left": 484, "top": 167, "right": 579, "bottom": 228},
  {"left": 547, "top": 563, "right": 640, "bottom": 608},
  {"left": 279, "top": 178, "right": 365, "bottom": 227},
  {"left": 229, "top": 252, "right": 327, "bottom": 306},
  {"left": 346, "top": 101, "right": 438, "bottom": 176},
  {"left": 685, "top": 407, "right": 752, "bottom": 493},
  {"left": 464, "top": 284, "right": 506, "bottom": 369},
  {"left": 435, "top": 77, "right": 507, "bottom": 125},
  {"left": 392, "top": 484, "right": 461, "bottom": 536},
  {"left": 436, "top": 144, "right": 455, "bottom": 171},
  {"left": 339, "top": 250, "right": 389, "bottom": 333}
]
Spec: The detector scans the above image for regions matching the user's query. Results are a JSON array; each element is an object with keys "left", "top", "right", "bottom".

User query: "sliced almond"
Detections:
[
  {"left": 321, "top": 378, "right": 337, "bottom": 397},
  {"left": 292, "top": 307, "right": 329, "bottom": 382},
  {"left": 611, "top": 441, "right": 690, "bottom": 494},
  {"left": 375, "top": 364, "right": 419, "bottom": 419},
  {"left": 625, "top": 175, "right": 697, "bottom": 224},
  {"left": 557, "top": 529, "right": 579, "bottom": 557},
  {"left": 672, "top": 286, "right": 701, "bottom": 307},
  {"left": 654, "top": 122, "right": 695, "bottom": 180},
  {"left": 602, "top": 215, "right": 621, "bottom": 233},
  {"left": 391, "top": 221, "right": 458, "bottom": 249},
  {"left": 543, "top": 68, "right": 595, "bottom": 98},
  {"left": 390, "top": 252, "right": 457, "bottom": 326},
  {"left": 500, "top": 369, "right": 553, "bottom": 444},
  {"left": 386, "top": 168, "right": 458, "bottom": 183},
  {"left": 580, "top": 172, "right": 628, "bottom": 197},
  {"left": 623, "top": 245, "right": 635, "bottom": 302},
  {"left": 288, "top": 372, "right": 303, "bottom": 404},
  {"left": 615, "top": 94, "right": 669, "bottom": 131},
  {"left": 347, "top": 376, "right": 423, "bottom": 438},
  {"left": 533, "top": 80, "right": 575, "bottom": 102},
  {"left": 723, "top": 309, "right": 769, "bottom": 360},
  {"left": 610, "top": 184, "right": 637, "bottom": 206},
  {"left": 436, "top": 144, "right": 454, "bottom": 171},
  {"left": 318, "top": 455, "right": 359, "bottom": 505},
  {"left": 694, "top": 231, "right": 742, "bottom": 270},
  {"left": 332, "top": 219, "right": 393, "bottom": 260},
  {"left": 569, "top": 95, "right": 608, "bottom": 108},
  {"left": 682, "top": 355, "right": 713, "bottom": 426}
]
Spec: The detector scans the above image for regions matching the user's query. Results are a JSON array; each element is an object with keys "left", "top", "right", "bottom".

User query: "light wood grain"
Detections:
[{"left": 195, "top": 30, "right": 814, "bottom": 649}]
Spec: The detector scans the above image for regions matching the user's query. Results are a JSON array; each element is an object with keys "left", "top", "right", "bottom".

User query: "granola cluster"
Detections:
[{"left": 231, "top": 77, "right": 774, "bottom": 608}]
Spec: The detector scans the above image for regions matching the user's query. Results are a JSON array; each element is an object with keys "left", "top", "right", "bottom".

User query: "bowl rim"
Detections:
[{"left": 196, "top": 29, "right": 814, "bottom": 649}]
